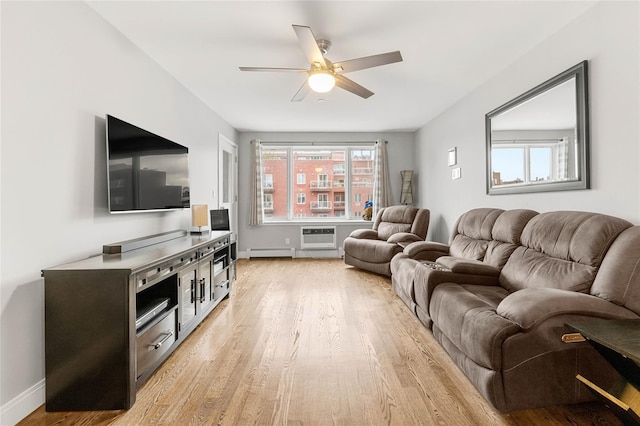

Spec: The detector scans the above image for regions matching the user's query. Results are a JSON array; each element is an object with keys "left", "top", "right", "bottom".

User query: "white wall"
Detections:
[
  {"left": 416, "top": 1, "right": 640, "bottom": 243},
  {"left": 236, "top": 132, "right": 415, "bottom": 255},
  {"left": 0, "top": 2, "right": 237, "bottom": 423}
]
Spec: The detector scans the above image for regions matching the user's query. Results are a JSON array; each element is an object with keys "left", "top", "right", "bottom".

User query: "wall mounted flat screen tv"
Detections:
[{"left": 106, "top": 115, "right": 190, "bottom": 213}]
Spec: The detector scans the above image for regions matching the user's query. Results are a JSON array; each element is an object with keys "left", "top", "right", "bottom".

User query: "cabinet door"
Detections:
[
  {"left": 178, "top": 265, "right": 198, "bottom": 331},
  {"left": 198, "top": 254, "right": 215, "bottom": 313}
]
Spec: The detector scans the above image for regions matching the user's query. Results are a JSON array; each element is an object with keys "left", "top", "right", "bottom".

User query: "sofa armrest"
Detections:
[
  {"left": 403, "top": 241, "right": 450, "bottom": 261},
  {"left": 497, "top": 288, "right": 639, "bottom": 330},
  {"left": 436, "top": 256, "right": 500, "bottom": 277},
  {"left": 387, "top": 232, "right": 423, "bottom": 244},
  {"left": 348, "top": 229, "right": 379, "bottom": 240}
]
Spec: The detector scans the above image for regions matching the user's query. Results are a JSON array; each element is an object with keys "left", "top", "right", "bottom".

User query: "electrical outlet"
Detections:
[
  {"left": 452, "top": 167, "right": 461, "bottom": 180},
  {"left": 285, "top": 237, "right": 290, "bottom": 245}
]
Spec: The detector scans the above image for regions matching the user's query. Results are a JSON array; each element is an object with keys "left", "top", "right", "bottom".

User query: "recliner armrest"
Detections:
[
  {"left": 348, "top": 229, "right": 379, "bottom": 240},
  {"left": 436, "top": 256, "right": 499, "bottom": 277},
  {"left": 497, "top": 288, "right": 639, "bottom": 330},
  {"left": 403, "top": 241, "right": 449, "bottom": 261},
  {"left": 387, "top": 232, "right": 423, "bottom": 244}
]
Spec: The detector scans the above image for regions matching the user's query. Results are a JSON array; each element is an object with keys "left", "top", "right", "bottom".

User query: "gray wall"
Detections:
[
  {"left": 236, "top": 132, "right": 415, "bottom": 255},
  {"left": 0, "top": 2, "right": 237, "bottom": 423},
  {"left": 416, "top": 1, "right": 640, "bottom": 243}
]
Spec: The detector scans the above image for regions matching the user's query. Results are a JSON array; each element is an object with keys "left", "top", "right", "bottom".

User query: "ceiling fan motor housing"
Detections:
[{"left": 316, "top": 39, "right": 331, "bottom": 55}]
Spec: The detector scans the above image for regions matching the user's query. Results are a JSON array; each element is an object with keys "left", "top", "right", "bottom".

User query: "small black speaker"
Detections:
[{"left": 209, "top": 209, "right": 230, "bottom": 231}]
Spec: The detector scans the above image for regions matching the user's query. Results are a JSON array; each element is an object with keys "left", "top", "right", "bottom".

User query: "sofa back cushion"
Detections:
[
  {"left": 484, "top": 209, "right": 538, "bottom": 268},
  {"left": 591, "top": 226, "right": 640, "bottom": 315},
  {"left": 449, "top": 208, "right": 504, "bottom": 260},
  {"left": 374, "top": 205, "right": 418, "bottom": 241},
  {"left": 499, "top": 211, "right": 632, "bottom": 293}
]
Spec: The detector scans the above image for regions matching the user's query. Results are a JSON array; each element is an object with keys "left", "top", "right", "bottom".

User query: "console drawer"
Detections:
[{"left": 136, "top": 311, "right": 176, "bottom": 379}]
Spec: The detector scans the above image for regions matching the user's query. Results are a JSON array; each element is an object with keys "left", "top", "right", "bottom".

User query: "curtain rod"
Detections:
[
  {"left": 258, "top": 140, "right": 385, "bottom": 146},
  {"left": 493, "top": 138, "right": 564, "bottom": 143}
]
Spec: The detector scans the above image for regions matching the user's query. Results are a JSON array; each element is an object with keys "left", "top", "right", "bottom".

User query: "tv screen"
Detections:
[{"left": 106, "top": 115, "right": 190, "bottom": 213}]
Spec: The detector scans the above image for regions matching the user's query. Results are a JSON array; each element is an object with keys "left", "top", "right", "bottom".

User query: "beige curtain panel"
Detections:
[
  {"left": 249, "top": 139, "right": 263, "bottom": 225},
  {"left": 373, "top": 139, "right": 391, "bottom": 212}
]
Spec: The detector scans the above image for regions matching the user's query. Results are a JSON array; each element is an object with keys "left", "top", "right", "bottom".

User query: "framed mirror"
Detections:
[{"left": 486, "top": 61, "right": 589, "bottom": 195}]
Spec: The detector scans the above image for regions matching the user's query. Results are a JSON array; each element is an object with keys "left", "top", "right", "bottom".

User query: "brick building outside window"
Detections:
[{"left": 260, "top": 145, "right": 375, "bottom": 221}]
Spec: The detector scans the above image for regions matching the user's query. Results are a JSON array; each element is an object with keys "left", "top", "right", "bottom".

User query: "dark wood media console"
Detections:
[{"left": 42, "top": 230, "right": 234, "bottom": 411}]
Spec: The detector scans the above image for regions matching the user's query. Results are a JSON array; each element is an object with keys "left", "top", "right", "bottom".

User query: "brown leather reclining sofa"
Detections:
[
  {"left": 390, "top": 208, "right": 640, "bottom": 412},
  {"left": 343, "top": 205, "right": 430, "bottom": 276}
]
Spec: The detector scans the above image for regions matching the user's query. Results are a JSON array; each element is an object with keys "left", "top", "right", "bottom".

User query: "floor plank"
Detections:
[{"left": 19, "top": 258, "right": 620, "bottom": 425}]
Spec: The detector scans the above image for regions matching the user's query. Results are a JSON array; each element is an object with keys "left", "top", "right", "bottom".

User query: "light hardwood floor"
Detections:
[{"left": 21, "top": 258, "right": 619, "bottom": 425}]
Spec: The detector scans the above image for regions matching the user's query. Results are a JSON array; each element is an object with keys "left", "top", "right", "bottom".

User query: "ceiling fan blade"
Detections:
[
  {"left": 292, "top": 25, "right": 327, "bottom": 68},
  {"left": 333, "top": 51, "right": 403, "bottom": 74},
  {"left": 239, "top": 67, "right": 307, "bottom": 73},
  {"left": 334, "top": 74, "right": 374, "bottom": 99},
  {"left": 291, "top": 80, "right": 310, "bottom": 102}
]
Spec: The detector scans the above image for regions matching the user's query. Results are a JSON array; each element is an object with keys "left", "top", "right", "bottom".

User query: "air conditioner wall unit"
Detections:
[{"left": 301, "top": 226, "right": 336, "bottom": 249}]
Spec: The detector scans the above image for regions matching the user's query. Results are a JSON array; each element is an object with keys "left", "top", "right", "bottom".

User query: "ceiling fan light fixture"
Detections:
[{"left": 308, "top": 71, "right": 335, "bottom": 93}]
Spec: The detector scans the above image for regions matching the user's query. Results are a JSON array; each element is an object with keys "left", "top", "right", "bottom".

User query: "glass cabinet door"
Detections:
[
  {"left": 179, "top": 265, "right": 198, "bottom": 330},
  {"left": 198, "top": 254, "right": 214, "bottom": 312}
]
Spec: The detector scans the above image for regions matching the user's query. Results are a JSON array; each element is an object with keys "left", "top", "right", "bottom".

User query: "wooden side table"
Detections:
[{"left": 566, "top": 319, "right": 640, "bottom": 425}]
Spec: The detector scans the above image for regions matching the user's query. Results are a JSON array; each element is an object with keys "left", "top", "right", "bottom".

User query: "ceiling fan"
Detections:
[{"left": 239, "top": 25, "right": 403, "bottom": 102}]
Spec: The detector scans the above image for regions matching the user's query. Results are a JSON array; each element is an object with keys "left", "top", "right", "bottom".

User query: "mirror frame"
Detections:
[{"left": 485, "top": 60, "right": 589, "bottom": 195}]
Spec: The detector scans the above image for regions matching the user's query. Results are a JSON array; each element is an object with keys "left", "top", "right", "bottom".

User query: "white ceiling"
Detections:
[{"left": 87, "top": 1, "right": 597, "bottom": 133}]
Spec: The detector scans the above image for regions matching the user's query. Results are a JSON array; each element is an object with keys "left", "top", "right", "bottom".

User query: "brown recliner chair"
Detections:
[{"left": 343, "top": 205, "right": 430, "bottom": 276}]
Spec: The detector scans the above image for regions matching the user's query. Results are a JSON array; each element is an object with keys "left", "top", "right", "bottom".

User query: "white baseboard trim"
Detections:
[{"left": 0, "top": 379, "right": 45, "bottom": 425}]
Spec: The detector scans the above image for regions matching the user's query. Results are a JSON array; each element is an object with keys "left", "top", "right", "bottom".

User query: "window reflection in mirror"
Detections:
[{"left": 486, "top": 61, "right": 589, "bottom": 195}]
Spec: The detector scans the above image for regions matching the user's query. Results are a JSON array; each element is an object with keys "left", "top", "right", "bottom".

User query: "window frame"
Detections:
[
  {"left": 492, "top": 141, "right": 560, "bottom": 186},
  {"left": 259, "top": 143, "right": 376, "bottom": 223}
]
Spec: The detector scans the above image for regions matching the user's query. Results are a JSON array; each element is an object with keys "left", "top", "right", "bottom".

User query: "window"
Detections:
[
  {"left": 492, "top": 141, "right": 560, "bottom": 186},
  {"left": 263, "top": 174, "right": 273, "bottom": 189},
  {"left": 261, "top": 149, "right": 288, "bottom": 221},
  {"left": 263, "top": 194, "right": 273, "bottom": 210},
  {"left": 260, "top": 145, "right": 376, "bottom": 221},
  {"left": 316, "top": 193, "right": 330, "bottom": 209}
]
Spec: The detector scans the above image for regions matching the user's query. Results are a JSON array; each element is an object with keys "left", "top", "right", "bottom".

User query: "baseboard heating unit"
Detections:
[
  {"left": 246, "top": 248, "right": 296, "bottom": 258},
  {"left": 301, "top": 226, "right": 336, "bottom": 249}
]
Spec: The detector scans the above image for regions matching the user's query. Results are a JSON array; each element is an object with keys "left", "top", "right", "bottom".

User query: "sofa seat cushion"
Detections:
[
  {"left": 496, "top": 288, "right": 640, "bottom": 330},
  {"left": 430, "top": 283, "right": 520, "bottom": 370}
]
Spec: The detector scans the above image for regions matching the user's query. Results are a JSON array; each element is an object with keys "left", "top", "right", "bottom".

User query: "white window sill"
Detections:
[{"left": 262, "top": 219, "right": 372, "bottom": 225}]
